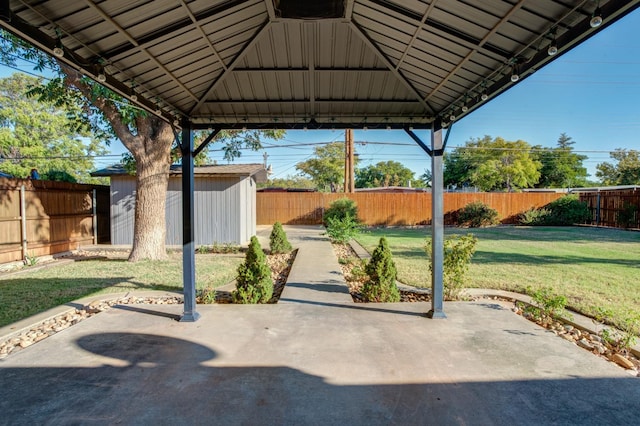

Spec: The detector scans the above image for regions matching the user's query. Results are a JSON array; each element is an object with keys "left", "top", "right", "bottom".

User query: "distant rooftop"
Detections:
[{"left": 92, "top": 163, "right": 268, "bottom": 183}]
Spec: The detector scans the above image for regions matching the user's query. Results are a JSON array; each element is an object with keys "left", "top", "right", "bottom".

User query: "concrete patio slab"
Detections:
[
  {"left": 1, "top": 225, "right": 638, "bottom": 425},
  {"left": 1, "top": 299, "right": 638, "bottom": 425}
]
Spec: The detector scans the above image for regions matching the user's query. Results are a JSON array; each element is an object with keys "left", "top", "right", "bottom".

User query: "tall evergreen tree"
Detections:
[{"left": 533, "top": 133, "right": 588, "bottom": 188}]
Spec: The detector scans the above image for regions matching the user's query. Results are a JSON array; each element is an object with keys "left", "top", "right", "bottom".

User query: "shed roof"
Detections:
[
  {"left": 92, "top": 163, "right": 268, "bottom": 182},
  {"left": 3, "top": 1, "right": 638, "bottom": 129}
]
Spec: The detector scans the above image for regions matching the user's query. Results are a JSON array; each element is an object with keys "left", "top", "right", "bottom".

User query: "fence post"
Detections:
[
  {"left": 92, "top": 189, "right": 98, "bottom": 244},
  {"left": 20, "top": 185, "right": 28, "bottom": 260},
  {"left": 596, "top": 192, "right": 601, "bottom": 226}
]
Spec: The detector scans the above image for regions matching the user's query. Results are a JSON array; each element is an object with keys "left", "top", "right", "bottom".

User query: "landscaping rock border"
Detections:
[
  {"left": 0, "top": 295, "right": 182, "bottom": 360},
  {"left": 1, "top": 248, "right": 298, "bottom": 360}
]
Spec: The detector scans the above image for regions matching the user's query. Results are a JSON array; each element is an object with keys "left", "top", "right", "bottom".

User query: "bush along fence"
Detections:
[
  {"left": 256, "top": 192, "right": 564, "bottom": 226},
  {"left": 0, "top": 178, "right": 110, "bottom": 264}
]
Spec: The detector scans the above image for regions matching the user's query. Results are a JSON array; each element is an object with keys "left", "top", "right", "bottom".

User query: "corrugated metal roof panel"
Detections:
[{"left": 3, "top": 0, "right": 638, "bottom": 127}]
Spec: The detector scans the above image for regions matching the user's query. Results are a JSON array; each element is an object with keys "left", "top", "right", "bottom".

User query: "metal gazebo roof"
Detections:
[{"left": 2, "top": 0, "right": 639, "bottom": 129}]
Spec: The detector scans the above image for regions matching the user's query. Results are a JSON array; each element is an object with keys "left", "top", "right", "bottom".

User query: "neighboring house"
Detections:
[{"left": 92, "top": 164, "right": 268, "bottom": 246}]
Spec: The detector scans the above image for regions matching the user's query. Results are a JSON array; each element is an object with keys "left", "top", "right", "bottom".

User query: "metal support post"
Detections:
[
  {"left": 20, "top": 185, "right": 28, "bottom": 260},
  {"left": 180, "top": 119, "right": 200, "bottom": 322},
  {"left": 428, "top": 122, "right": 446, "bottom": 319},
  {"left": 92, "top": 189, "right": 98, "bottom": 244}
]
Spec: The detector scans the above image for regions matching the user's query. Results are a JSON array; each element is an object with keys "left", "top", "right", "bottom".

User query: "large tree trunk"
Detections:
[
  {"left": 126, "top": 122, "right": 174, "bottom": 262},
  {"left": 128, "top": 155, "right": 170, "bottom": 261},
  {"left": 57, "top": 63, "right": 175, "bottom": 261}
]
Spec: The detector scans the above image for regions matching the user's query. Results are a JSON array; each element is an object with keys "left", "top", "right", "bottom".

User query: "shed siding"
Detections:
[
  {"left": 110, "top": 177, "right": 137, "bottom": 245},
  {"left": 111, "top": 175, "right": 252, "bottom": 246},
  {"left": 194, "top": 176, "right": 242, "bottom": 245}
]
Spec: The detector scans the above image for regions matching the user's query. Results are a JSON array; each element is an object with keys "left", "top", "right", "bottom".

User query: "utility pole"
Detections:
[{"left": 344, "top": 129, "right": 355, "bottom": 193}]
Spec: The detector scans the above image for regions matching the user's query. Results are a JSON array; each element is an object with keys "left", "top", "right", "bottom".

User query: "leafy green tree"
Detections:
[
  {"left": 533, "top": 133, "right": 588, "bottom": 188},
  {"left": 444, "top": 147, "right": 480, "bottom": 189},
  {"left": 257, "top": 175, "right": 316, "bottom": 190},
  {"left": 355, "top": 160, "right": 416, "bottom": 188},
  {"left": 121, "top": 128, "right": 284, "bottom": 172},
  {"left": 1, "top": 32, "right": 284, "bottom": 261},
  {"left": 234, "top": 236, "right": 273, "bottom": 304},
  {"left": 445, "top": 136, "right": 541, "bottom": 192},
  {"left": 296, "top": 142, "right": 353, "bottom": 192},
  {"left": 0, "top": 73, "right": 107, "bottom": 181},
  {"left": 596, "top": 149, "right": 640, "bottom": 185}
]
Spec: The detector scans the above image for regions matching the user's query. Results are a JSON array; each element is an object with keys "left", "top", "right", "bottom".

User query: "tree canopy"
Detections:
[
  {"left": 296, "top": 142, "right": 352, "bottom": 192},
  {"left": 444, "top": 136, "right": 541, "bottom": 192},
  {"left": 355, "top": 160, "right": 417, "bottom": 188},
  {"left": 257, "top": 175, "right": 316, "bottom": 190},
  {"left": 596, "top": 149, "right": 640, "bottom": 185},
  {"left": 0, "top": 73, "right": 107, "bottom": 181},
  {"left": 532, "top": 133, "right": 588, "bottom": 188},
  {"left": 1, "top": 30, "right": 284, "bottom": 261}
]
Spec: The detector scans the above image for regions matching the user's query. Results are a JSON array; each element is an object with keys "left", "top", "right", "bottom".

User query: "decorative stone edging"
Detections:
[{"left": 0, "top": 295, "right": 182, "bottom": 360}]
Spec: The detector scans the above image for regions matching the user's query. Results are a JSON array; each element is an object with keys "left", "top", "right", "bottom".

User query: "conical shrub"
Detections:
[
  {"left": 269, "top": 222, "right": 292, "bottom": 254},
  {"left": 362, "top": 237, "right": 400, "bottom": 302},
  {"left": 234, "top": 236, "right": 273, "bottom": 304}
]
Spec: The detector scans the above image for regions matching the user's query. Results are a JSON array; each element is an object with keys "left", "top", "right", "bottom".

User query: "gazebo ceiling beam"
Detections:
[
  {"left": 189, "top": 20, "right": 272, "bottom": 115},
  {"left": 82, "top": 0, "right": 199, "bottom": 102},
  {"left": 349, "top": 21, "right": 434, "bottom": 115}
]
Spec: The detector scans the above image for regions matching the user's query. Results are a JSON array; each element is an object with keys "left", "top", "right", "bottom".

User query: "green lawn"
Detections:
[
  {"left": 356, "top": 226, "right": 640, "bottom": 328},
  {"left": 0, "top": 253, "right": 242, "bottom": 327}
]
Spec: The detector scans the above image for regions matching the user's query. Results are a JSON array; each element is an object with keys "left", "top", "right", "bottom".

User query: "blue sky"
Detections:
[{"left": 2, "top": 8, "right": 639, "bottom": 181}]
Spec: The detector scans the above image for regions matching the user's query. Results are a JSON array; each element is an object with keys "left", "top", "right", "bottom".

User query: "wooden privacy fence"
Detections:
[
  {"left": 0, "top": 178, "right": 110, "bottom": 264},
  {"left": 578, "top": 188, "right": 640, "bottom": 229},
  {"left": 257, "top": 192, "right": 564, "bottom": 226}
]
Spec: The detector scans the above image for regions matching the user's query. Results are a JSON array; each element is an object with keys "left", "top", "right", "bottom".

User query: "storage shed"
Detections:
[{"left": 92, "top": 164, "right": 267, "bottom": 246}]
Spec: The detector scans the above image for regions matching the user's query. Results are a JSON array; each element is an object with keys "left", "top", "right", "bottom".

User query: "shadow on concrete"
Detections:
[
  {"left": 0, "top": 332, "right": 638, "bottom": 424},
  {"left": 277, "top": 298, "right": 434, "bottom": 318},
  {"left": 284, "top": 280, "right": 349, "bottom": 294},
  {"left": 112, "top": 304, "right": 182, "bottom": 321}
]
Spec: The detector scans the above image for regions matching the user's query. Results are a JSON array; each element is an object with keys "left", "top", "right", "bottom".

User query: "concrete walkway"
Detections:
[{"left": 1, "top": 226, "right": 639, "bottom": 425}]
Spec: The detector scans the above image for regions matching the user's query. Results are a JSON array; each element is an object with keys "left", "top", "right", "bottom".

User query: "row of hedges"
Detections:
[{"left": 325, "top": 195, "right": 592, "bottom": 229}]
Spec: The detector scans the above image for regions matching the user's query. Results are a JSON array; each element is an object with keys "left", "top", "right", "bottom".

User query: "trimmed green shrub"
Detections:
[
  {"left": 457, "top": 201, "right": 499, "bottom": 228},
  {"left": 362, "top": 237, "right": 400, "bottom": 302},
  {"left": 425, "top": 234, "right": 477, "bottom": 300},
  {"left": 234, "top": 236, "right": 273, "bottom": 304},
  {"left": 323, "top": 197, "right": 358, "bottom": 225},
  {"left": 325, "top": 213, "right": 362, "bottom": 244},
  {"left": 269, "top": 222, "right": 292, "bottom": 253},
  {"left": 519, "top": 207, "right": 551, "bottom": 226},
  {"left": 544, "top": 195, "right": 590, "bottom": 225}
]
